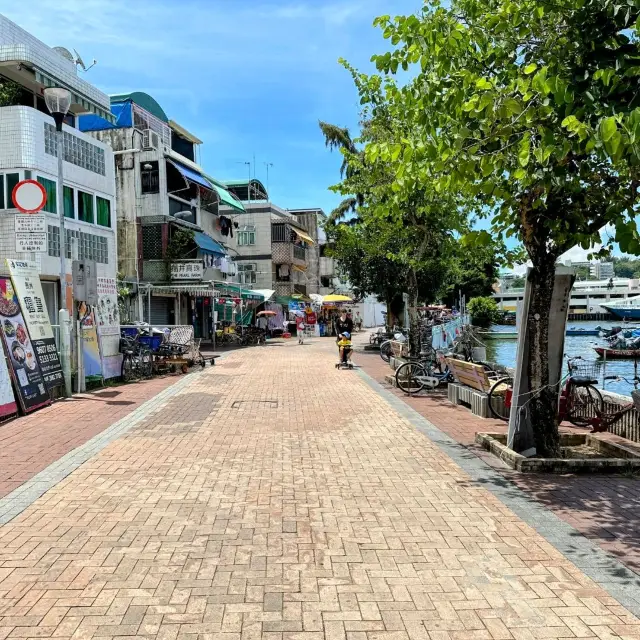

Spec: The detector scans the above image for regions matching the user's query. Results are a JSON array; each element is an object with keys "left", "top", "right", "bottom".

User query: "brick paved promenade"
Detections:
[
  {"left": 1, "top": 339, "right": 639, "bottom": 639},
  {"left": 356, "top": 344, "right": 640, "bottom": 575}
]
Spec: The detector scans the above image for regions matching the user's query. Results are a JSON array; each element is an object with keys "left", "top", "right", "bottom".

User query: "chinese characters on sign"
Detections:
[
  {"left": 15, "top": 215, "right": 46, "bottom": 233},
  {"left": 170, "top": 262, "right": 204, "bottom": 281},
  {"left": 16, "top": 232, "right": 47, "bottom": 253},
  {"left": 94, "top": 277, "right": 122, "bottom": 380},
  {"left": 6, "top": 260, "right": 64, "bottom": 390},
  {"left": 0, "top": 277, "right": 50, "bottom": 413}
]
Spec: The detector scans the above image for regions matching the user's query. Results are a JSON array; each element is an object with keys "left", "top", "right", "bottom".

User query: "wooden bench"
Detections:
[{"left": 445, "top": 358, "right": 497, "bottom": 418}]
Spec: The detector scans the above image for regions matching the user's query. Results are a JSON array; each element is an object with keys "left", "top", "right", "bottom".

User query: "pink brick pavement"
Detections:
[
  {"left": 356, "top": 346, "right": 640, "bottom": 574},
  {"left": 0, "top": 375, "right": 180, "bottom": 499}
]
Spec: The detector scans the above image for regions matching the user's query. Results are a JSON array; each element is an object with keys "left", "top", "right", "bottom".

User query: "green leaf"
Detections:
[
  {"left": 518, "top": 133, "right": 531, "bottom": 167},
  {"left": 600, "top": 116, "right": 617, "bottom": 142},
  {"left": 524, "top": 63, "right": 537, "bottom": 75}
]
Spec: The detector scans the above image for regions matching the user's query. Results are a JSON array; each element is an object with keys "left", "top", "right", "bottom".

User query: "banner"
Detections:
[
  {"left": 6, "top": 259, "right": 64, "bottom": 390},
  {"left": 78, "top": 302, "right": 102, "bottom": 379},
  {"left": 0, "top": 278, "right": 50, "bottom": 413},
  {"left": 95, "top": 278, "right": 122, "bottom": 379}
]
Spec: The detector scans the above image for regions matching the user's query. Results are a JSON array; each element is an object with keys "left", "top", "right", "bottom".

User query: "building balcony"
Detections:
[{"left": 272, "top": 242, "right": 307, "bottom": 267}]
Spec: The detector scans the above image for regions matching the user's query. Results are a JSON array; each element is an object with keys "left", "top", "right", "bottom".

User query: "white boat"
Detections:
[{"left": 600, "top": 295, "right": 640, "bottom": 320}]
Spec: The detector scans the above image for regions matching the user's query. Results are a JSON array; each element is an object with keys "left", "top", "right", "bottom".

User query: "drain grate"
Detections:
[{"left": 231, "top": 400, "right": 279, "bottom": 409}]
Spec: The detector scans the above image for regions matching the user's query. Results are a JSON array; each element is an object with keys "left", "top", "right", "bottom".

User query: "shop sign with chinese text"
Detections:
[{"left": 170, "top": 262, "right": 203, "bottom": 280}]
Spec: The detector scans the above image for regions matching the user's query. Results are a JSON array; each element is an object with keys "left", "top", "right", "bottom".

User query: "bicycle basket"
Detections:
[{"left": 568, "top": 360, "right": 602, "bottom": 379}]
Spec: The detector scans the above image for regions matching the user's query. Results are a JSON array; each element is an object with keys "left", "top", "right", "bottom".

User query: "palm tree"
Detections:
[{"left": 319, "top": 121, "right": 363, "bottom": 225}]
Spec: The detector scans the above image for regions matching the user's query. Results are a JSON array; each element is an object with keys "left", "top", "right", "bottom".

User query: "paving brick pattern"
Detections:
[
  {"left": 0, "top": 376, "right": 181, "bottom": 498},
  {"left": 356, "top": 346, "right": 640, "bottom": 575},
  {"left": 1, "top": 339, "right": 639, "bottom": 640}
]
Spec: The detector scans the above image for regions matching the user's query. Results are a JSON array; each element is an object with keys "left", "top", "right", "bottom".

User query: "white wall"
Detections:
[{"left": 0, "top": 106, "right": 116, "bottom": 280}]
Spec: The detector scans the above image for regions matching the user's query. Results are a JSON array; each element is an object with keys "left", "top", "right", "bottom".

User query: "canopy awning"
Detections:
[
  {"left": 152, "top": 284, "right": 220, "bottom": 297},
  {"left": 214, "top": 283, "right": 264, "bottom": 301},
  {"left": 292, "top": 227, "right": 315, "bottom": 244},
  {"left": 194, "top": 231, "right": 226, "bottom": 256},
  {"left": 292, "top": 264, "right": 307, "bottom": 272},
  {"left": 202, "top": 173, "right": 246, "bottom": 213},
  {"left": 167, "top": 158, "right": 212, "bottom": 190},
  {"left": 251, "top": 289, "right": 276, "bottom": 301}
]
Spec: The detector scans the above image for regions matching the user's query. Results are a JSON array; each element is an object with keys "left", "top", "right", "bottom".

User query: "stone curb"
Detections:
[{"left": 356, "top": 368, "right": 640, "bottom": 618}]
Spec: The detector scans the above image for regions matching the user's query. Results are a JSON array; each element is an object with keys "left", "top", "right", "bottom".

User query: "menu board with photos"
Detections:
[
  {"left": 6, "top": 260, "right": 64, "bottom": 390},
  {"left": 0, "top": 278, "right": 50, "bottom": 413}
]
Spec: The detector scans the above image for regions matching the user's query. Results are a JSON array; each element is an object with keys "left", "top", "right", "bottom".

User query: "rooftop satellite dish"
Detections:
[
  {"left": 73, "top": 49, "right": 86, "bottom": 71},
  {"left": 53, "top": 46, "right": 74, "bottom": 62}
]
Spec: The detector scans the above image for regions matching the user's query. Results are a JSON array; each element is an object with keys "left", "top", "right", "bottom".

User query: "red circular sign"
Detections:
[{"left": 12, "top": 180, "right": 47, "bottom": 214}]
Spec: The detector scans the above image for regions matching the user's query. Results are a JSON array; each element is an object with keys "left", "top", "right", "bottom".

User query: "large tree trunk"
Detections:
[
  {"left": 407, "top": 268, "right": 421, "bottom": 358},
  {"left": 526, "top": 256, "right": 561, "bottom": 458}
]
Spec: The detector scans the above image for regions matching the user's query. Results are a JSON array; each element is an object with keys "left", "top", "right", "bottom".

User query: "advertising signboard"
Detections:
[
  {"left": 0, "top": 278, "right": 50, "bottom": 413},
  {"left": 6, "top": 260, "right": 64, "bottom": 390},
  {"left": 79, "top": 302, "right": 102, "bottom": 379},
  {"left": 95, "top": 278, "right": 121, "bottom": 379}
]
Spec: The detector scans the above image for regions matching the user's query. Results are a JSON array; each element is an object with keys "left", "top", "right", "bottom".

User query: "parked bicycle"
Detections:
[
  {"left": 395, "top": 348, "right": 452, "bottom": 394},
  {"left": 487, "top": 355, "right": 640, "bottom": 431},
  {"left": 120, "top": 333, "right": 153, "bottom": 382}
]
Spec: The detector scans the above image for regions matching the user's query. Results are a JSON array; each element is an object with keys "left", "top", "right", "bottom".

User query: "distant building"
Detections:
[{"left": 590, "top": 261, "right": 614, "bottom": 280}]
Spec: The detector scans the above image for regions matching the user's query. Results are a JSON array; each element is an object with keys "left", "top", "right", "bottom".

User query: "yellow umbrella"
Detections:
[{"left": 322, "top": 294, "right": 353, "bottom": 303}]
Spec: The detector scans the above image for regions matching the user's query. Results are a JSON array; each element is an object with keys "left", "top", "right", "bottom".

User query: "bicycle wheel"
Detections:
[
  {"left": 566, "top": 383, "right": 603, "bottom": 427},
  {"left": 380, "top": 340, "right": 393, "bottom": 363},
  {"left": 121, "top": 354, "right": 135, "bottom": 382},
  {"left": 488, "top": 376, "right": 514, "bottom": 422},
  {"left": 395, "top": 361, "right": 427, "bottom": 395},
  {"left": 141, "top": 350, "right": 153, "bottom": 378}
]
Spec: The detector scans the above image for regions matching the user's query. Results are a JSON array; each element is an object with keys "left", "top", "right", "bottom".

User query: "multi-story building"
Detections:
[
  {"left": 219, "top": 189, "right": 318, "bottom": 299},
  {"left": 79, "top": 92, "right": 258, "bottom": 337},
  {"left": 0, "top": 15, "right": 117, "bottom": 322},
  {"left": 590, "top": 261, "right": 615, "bottom": 280}
]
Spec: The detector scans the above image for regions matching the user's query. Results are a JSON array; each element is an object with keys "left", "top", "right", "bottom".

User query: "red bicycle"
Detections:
[{"left": 487, "top": 356, "right": 640, "bottom": 431}]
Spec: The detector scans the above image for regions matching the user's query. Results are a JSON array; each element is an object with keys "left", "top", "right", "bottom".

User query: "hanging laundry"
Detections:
[{"left": 219, "top": 216, "right": 231, "bottom": 236}]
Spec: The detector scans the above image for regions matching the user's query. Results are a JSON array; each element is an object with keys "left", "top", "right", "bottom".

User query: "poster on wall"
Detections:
[
  {"left": 0, "top": 278, "right": 50, "bottom": 413},
  {"left": 79, "top": 302, "right": 103, "bottom": 379},
  {"left": 95, "top": 278, "right": 122, "bottom": 379},
  {"left": 6, "top": 260, "right": 64, "bottom": 390}
]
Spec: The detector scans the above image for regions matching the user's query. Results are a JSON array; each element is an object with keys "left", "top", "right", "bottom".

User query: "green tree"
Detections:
[
  {"left": 365, "top": 0, "right": 640, "bottom": 456},
  {"left": 467, "top": 296, "right": 502, "bottom": 328},
  {"left": 320, "top": 83, "right": 466, "bottom": 355}
]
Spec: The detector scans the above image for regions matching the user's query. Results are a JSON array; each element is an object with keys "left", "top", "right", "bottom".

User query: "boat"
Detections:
[
  {"left": 601, "top": 295, "right": 640, "bottom": 320},
  {"left": 565, "top": 327, "right": 601, "bottom": 336},
  {"left": 478, "top": 331, "right": 518, "bottom": 340},
  {"left": 594, "top": 346, "right": 640, "bottom": 359}
]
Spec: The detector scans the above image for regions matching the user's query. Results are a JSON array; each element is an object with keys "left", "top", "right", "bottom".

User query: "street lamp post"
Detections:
[{"left": 44, "top": 87, "right": 72, "bottom": 397}]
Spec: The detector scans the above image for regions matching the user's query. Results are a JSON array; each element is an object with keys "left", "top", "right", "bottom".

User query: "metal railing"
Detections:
[{"left": 293, "top": 245, "right": 306, "bottom": 261}]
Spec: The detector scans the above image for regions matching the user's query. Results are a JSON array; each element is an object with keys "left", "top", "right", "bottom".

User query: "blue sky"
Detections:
[{"left": 6, "top": 0, "right": 422, "bottom": 215}]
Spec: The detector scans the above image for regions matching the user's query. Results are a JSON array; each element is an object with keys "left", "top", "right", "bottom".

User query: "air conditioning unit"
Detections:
[{"left": 142, "top": 129, "right": 160, "bottom": 150}]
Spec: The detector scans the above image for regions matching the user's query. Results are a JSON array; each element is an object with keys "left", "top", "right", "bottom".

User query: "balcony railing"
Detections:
[{"left": 293, "top": 245, "right": 306, "bottom": 261}]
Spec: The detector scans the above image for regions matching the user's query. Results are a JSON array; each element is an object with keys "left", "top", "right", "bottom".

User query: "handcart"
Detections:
[{"left": 137, "top": 326, "right": 207, "bottom": 374}]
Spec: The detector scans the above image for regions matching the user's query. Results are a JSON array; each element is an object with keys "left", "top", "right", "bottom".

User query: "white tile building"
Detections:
[{"left": 0, "top": 15, "right": 117, "bottom": 320}]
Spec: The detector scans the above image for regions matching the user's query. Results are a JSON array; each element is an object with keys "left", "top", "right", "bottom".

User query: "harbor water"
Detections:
[{"left": 485, "top": 321, "right": 640, "bottom": 397}]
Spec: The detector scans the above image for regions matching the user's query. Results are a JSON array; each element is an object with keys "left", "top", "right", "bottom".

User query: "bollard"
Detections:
[{"left": 58, "top": 309, "right": 72, "bottom": 398}]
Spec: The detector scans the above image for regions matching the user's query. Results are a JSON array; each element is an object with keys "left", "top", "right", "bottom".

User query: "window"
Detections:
[
  {"left": 48, "top": 226, "right": 109, "bottom": 263},
  {"left": 97, "top": 197, "right": 111, "bottom": 227},
  {"left": 141, "top": 161, "right": 159, "bottom": 194},
  {"left": 0, "top": 175, "right": 4, "bottom": 209},
  {"left": 238, "top": 263, "right": 257, "bottom": 285},
  {"left": 37, "top": 176, "right": 57, "bottom": 214},
  {"left": 64, "top": 186, "right": 74, "bottom": 219},
  {"left": 78, "top": 191, "right": 94, "bottom": 223},
  {"left": 44, "top": 124, "right": 105, "bottom": 175},
  {"left": 6, "top": 173, "right": 19, "bottom": 207},
  {"left": 238, "top": 225, "right": 256, "bottom": 246}
]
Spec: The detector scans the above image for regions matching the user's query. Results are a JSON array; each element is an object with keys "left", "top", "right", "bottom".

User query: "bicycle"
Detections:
[
  {"left": 394, "top": 348, "right": 452, "bottom": 394},
  {"left": 487, "top": 356, "right": 640, "bottom": 431},
  {"left": 120, "top": 334, "right": 153, "bottom": 382}
]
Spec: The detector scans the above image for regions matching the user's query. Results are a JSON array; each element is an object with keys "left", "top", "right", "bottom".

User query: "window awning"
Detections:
[
  {"left": 212, "top": 184, "right": 245, "bottom": 212},
  {"left": 292, "top": 264, "right": 307, "bottom": 272},
  {"left": 214, "top": 283, "right": 264, "bottom": 301},
  {"left": 251, "top": 289, "right": 275, "bottom": 301},
  {"left": 166, "top": 158, "right": 212, "bottom": 190},
  {"left": 34, "top": 68, "right": 116, "bottom": 123},
  {"left": 292, "top": 227, "right": 315, "bottom": 245},
  {"left": 194, "top": 231, "right": 226, "bottom": 256}
]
